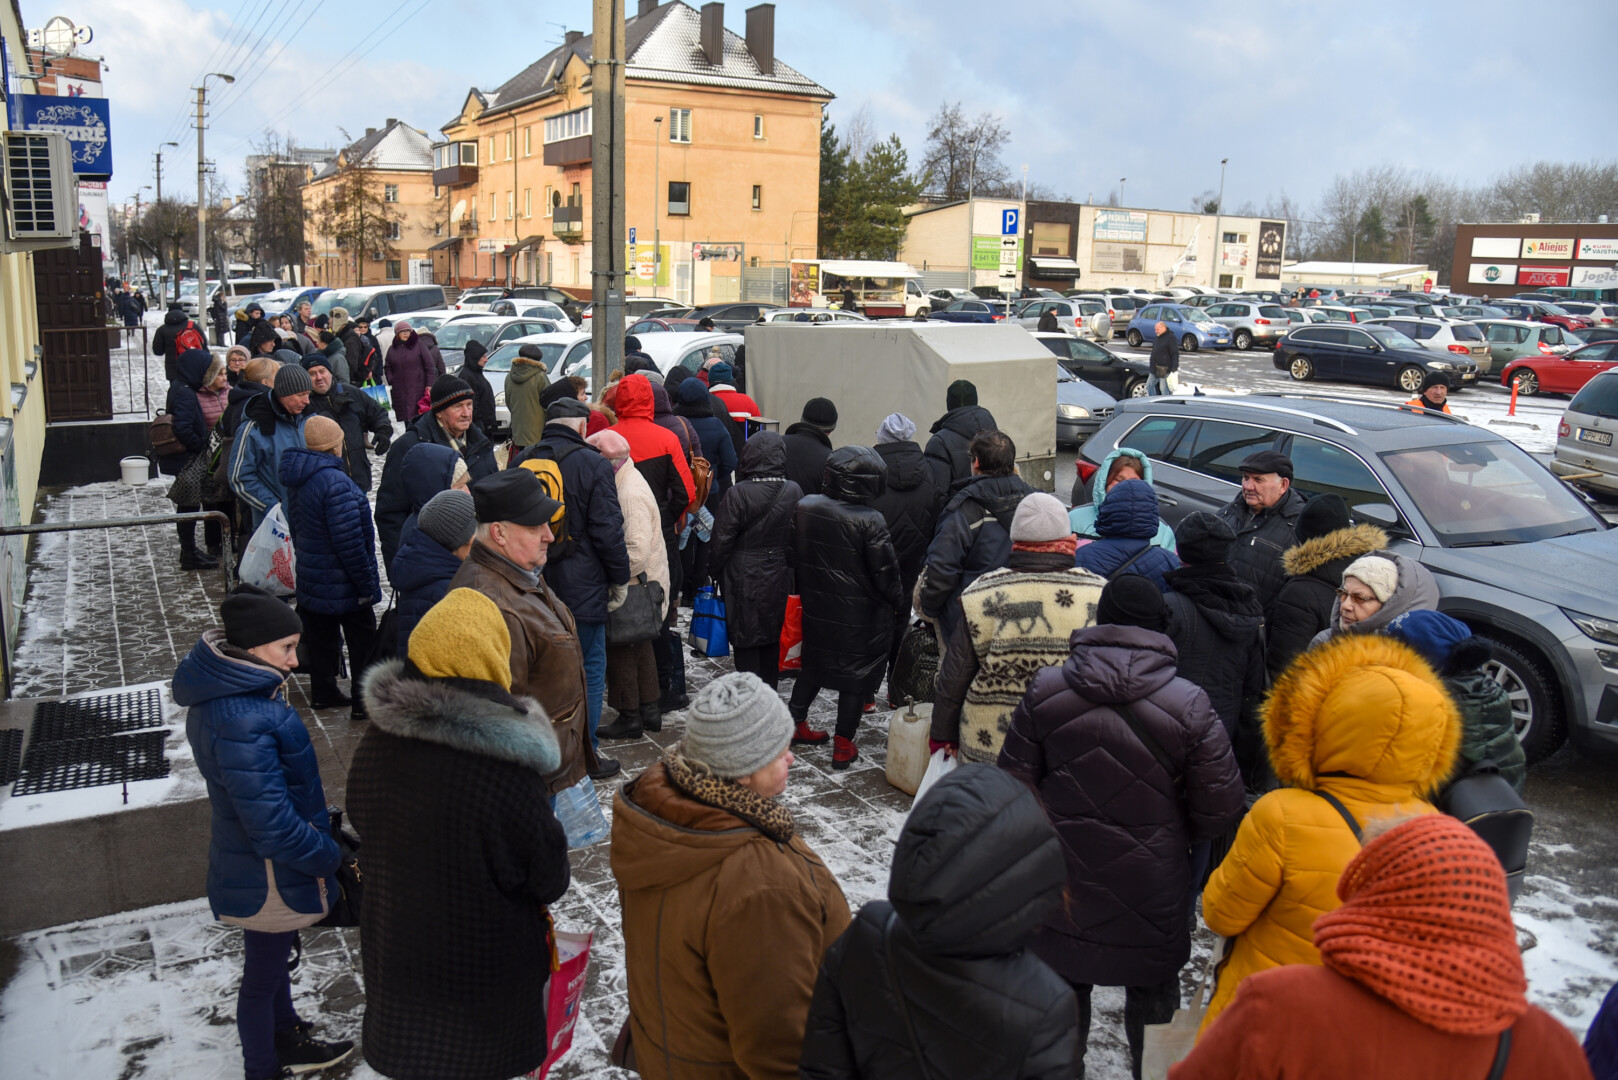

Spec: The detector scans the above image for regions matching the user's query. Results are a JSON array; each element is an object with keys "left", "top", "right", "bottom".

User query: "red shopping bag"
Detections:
[
  {"left": 779, "top": 594, "right": 803, "bottom": 671},
  {"left": 525, "top": 928, "right": 593, "bottom": 1079}
]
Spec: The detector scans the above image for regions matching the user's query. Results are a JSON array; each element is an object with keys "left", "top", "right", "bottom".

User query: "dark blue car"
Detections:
[
  {"left": 1274, "top": 323, "right": 1478, "bottom": 393},
  {"left": 928, "top": 299, "right": 1010, "bottom": 323}
]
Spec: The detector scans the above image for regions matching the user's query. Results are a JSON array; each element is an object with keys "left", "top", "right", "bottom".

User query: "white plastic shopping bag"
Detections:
[
  {"left": 1141, "top": 935, "right": 1227, "bottom": 1079},
  {"left": 911, "top": 748, "right": 959, "bottom": 810},
  {"left": 240, "top": 503, "right": 296, "bottom": 596}
]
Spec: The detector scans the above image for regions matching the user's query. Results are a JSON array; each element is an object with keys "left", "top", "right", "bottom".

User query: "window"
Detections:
[
  {"left": 1223, "top": 232, "right": 1238, "bottom": 244},
  {"left": 434, "top": 222, "right": 443, "bottom": 237},
  {"left": 544, "top": 186, "right": 554, "bottom": 217},
  {"left": 507, "top": 191, "right": 515, "bottom": 220},
  {"left": 571, "top": 182, "right": 581, "bottom": 205},
  {"left": 386, "top": 222, "right": 401, "bottom": 240},
  {"left": 433, "top": 184, "right": 440, "bottom": 199},
  {"left": 1183, "top": 420, "right": 1281, "bottom": 482},
  {"left": 754, "top": 114, "right": 764, "bottom": 139},
  {"left": 1570, "top": 373, "right": 1618, "bottom": 418},
  {"left": 1286, "top": 436, "right": 1390, "bottom": 512},
  {"left": 1218, "top": 274, "right": 1234, "bottom": 288},
  {"left": 524, "top": 188, "right": 532, "bottom": 218},
  {"left": 1031, "top": 221, "right": 1068, "bottom": 256},
  {"left": 384, "top": 184, "right": 399, "bottom": 203},
  {"left": 386, "top": 260, "right": 402, "bottom": 280},
  {"left": 543, "top": 107, "right": 593, "bottom": 143},
  {"left": 489, "top": 194, "right": 497, "bottom": 221},
  {"left": 1139, "top": 305, "right": 1160, "bottom": 320},
  {"left": 488, "top": 137, "right": 496, "bottom": 160},
  {"left": 1119, "top": 416, "right": 1184, "bottom": 461},
  {"left": 751, "top": 184, "right": 761, "bottom": 211},
  {"left": 668, "top": 107, "right": 691, "bottom": 143},
  {"left": 505, "top": 132, "right": 514, "bottom": 159},
  {"left": 524, "top": 127, "right": 532, "bottom": 155},
  {"left": 461, "top": 141, "right": 477, "bottom": 165}
]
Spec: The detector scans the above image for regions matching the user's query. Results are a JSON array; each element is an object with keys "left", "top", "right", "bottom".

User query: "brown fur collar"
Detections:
[
  {"left": 1281, "top": 523, "right": 1390, "bottom": 578},
  {"left": 664, "top": 746, "right": 794, "bottom": 842}
]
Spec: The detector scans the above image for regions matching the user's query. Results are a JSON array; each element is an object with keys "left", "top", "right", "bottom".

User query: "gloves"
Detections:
[
  {"left": 373, "top": 436, "right": 390, "bottom": 455},
  {"left": 928, "top": 739, "right": 958, "bottom": 759},
  {"left": 606, "top": 584, "right": 629, "bottom": 612}
]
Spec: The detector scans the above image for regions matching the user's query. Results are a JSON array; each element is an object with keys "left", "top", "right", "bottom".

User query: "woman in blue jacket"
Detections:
[
  {"left": 173, "top": 585, "right": 352, "bottom": 1080},
  {"left": 391, "top": 488, "right": 476, "bottom": 653},
  {"left": 1072, "top": 478, "right": 1181, "bottom": 591}
]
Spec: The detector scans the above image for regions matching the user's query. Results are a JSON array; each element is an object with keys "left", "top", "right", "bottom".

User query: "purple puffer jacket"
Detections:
[
  {"left": 997, "top": 623, "right": 1244, "bottom": 987},
  {"left": 384, "top": 328, "right": 438, "bottom": 422}
]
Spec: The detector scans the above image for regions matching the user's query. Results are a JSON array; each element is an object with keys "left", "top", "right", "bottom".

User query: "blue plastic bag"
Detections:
[
  {"left": 552, "top": 776, "right": 609, "bottom": 849},
  {"left": 688, "top": 585, "right": 729, "bottom": 657}
]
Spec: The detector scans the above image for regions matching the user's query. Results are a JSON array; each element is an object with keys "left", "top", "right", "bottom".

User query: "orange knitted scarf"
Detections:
[
  {"left": 1312, "top": 814, "right": 1527, "bottom": 1036},
  {"left": 1012, "top": 537, "right": 1079, "bottom": 556}
]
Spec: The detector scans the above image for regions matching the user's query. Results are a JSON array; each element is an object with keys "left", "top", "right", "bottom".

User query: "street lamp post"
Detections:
[
  {"left": 1212, "top": 157, "right": 1228, "bottom": 289},
  {"left": 197, "top": 72, "right": 235, "bottom": 339},
  {"left": 1118, "top": 177, "right": 1126, "bottom": 207},
  {"left": 653, "top": 115, "right": 661, "bottom": 299}
]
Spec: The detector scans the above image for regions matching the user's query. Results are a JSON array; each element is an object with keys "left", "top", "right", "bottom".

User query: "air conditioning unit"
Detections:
[{"left": 1, "top": 131, "right": 79, "bottom": 251}]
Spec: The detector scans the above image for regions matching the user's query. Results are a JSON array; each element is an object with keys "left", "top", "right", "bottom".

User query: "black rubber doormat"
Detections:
[
  {"left": 0, "top": 728, "right": 22, "bottom": 785},
  {"left": 30, "top": 688, "right": 166, "bottom": 742},
  {"left": 11, "top": 730, "right": 170, "bottom": 795}
]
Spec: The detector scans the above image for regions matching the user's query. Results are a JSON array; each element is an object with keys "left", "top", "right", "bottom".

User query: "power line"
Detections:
[
  {"left": 159, "top": 0, "right": 281, "bottom": 146},
  {"left": 208, "top": 0, "right": 331, "bottom": 127}
]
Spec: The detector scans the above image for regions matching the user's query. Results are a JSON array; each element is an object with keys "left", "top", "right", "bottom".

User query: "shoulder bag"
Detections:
[
  {"left": 1112, "top": 700, "right": 1183, "bottom": 798},
  {"left": 1437, "top": 759, "right": 1533, "bottom": 903},
  {"left": 607, "top": 571, "right": 666, "bottom": 645},
  {"left": 1312, "top": 787, "right": 1363, "bottom": 844}
]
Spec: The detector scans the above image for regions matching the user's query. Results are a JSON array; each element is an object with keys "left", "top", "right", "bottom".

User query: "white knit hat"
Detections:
[
  {"left": 681, "top": 672, "right": 793, "bottom": 779},
  {"left": 1009, "top": 493, "right": 1073, "bottom": 543},
  {"left": 1343, "top": 555, "right": 1399, "bottom": 603}
]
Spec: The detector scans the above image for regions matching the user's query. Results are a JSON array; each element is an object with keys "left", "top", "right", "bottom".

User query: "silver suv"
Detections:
[
  {"left": 1553, "top": 370, "right": 1618, "bottom": 499},
  {"left": 1205, "top": 300, "right": 1293, "bottom": 350},
  {"left": 1366, "top": 316, "right": 1492, "bottom": 370},
  {"left": 1079, "top": 392, "right": 1618, "bottom": 762}
]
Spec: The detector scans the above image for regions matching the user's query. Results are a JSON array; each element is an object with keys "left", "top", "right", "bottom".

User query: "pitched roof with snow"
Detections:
[
  {"left": 312, "top": 120, "right": 433, "bottom": 179},
  {"left": 450, "top": 1, "right": 831, "bottom": 127}
]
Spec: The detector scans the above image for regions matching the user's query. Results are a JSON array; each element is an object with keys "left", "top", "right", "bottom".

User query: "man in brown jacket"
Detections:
[{"left": 449, "top": 468, "right": 604, "bottom": 788}]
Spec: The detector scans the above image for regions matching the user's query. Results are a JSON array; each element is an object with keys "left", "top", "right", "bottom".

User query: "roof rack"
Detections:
[
  {"left": 1142, "top": 396, "right": 1358, "bottom": 435},
  {"left": 1245, "top": 391, "right": 1472, "bottom": 424}
]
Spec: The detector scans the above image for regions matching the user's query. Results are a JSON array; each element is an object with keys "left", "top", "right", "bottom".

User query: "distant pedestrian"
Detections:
[
  {"left": 210, "top": 290, "right": 228, "bottom": 344},
  {"left": 154, "top": 305, "right": 205, "bottom": 380},
  {"left": 385, "top": 322, "right": 437, "bottom": 423},
  {"left": 1036, "top": 305, "right": 1060, "bottom": 332},
  {"left": 1404, "top": 372, "right": 1454, "bottom": 414},
  {"left": 161, "top": 347, "right": 226, "bottom": 570},
  {"left": 505, "top": 343, "right": 551, "bottom": 450},
  {"left": 841, "top": 285, "right": 858, "bottom": 312},
  {"left": 1266, "top": 494, "right": 1388, "bottom": 678},
  {"left": 781, "top": 396, "right": 837, "bottom": 496},
  {"left": 390, "top": 488, "right": 476, "bottom": 652},
  {"left": 1215, "top": 449, "right": 1306, "bottom": 610},
  {"left": 673, "top": 377, "right": 738, "bottom": 599},
  {"left": 1146, "top": 320, "right": 1178, "bottom": 396},
  {"left": 923, "top": 379, "right": 997, "bottom": 491},
  {"left": 709, "top": 432, "right": 801, "bottom": 691}
]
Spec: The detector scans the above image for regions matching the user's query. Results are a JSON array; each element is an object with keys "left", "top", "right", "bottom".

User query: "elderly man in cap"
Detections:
[
  {"left": 302, "top": 353, "right": 392, "bottom": 492},
  {"left": 229, "top": 362, "right": 311, "bottom": 533},
  {"left": 1215, "top": 448, "right": 1306, "bottom": 610},
  {"left": 1146, "top": 320, "right": 1179, "bottom": 396},
  {"left": 515, "top": 396, "right": 631, "bottom": 774},
  {"left": 375, "top": 374, "right": 498, "bottom": 564},
  {"left": 449, "top": 468, "right": 606, "bottom": 788}
]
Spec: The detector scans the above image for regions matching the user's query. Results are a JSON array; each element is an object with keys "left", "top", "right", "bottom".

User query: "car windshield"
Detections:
[
  {"left": 1182, "top": 308, "right": 1213, "bottom": 323},
  {"left": 1365, "top": 326, "right": 1421, "bottom": 350},
  {"left": 313, "top": 289, "right": 368, "bottom": 316},
  {"left": 434, "top": 320, "right": 502, "bottom": 349},
  {"left": 462, "top": 290, "right": 505, "bottom": 304},
  {"left": 1381, "top": 441, "right": 1601, "bottom": 546},
  {"left": 484, "top": 340, "right": 570, "bottom": 373},
  {"left": 518, "top": 302, "right": 565, "bottom": 319},
  {"left": 1539, "top": 303, "right": 1572, "bottom": 316},
  {"left": 409, "top": 315, "right": 448, "bottom": 335},
  {"left": 1076, "top": 302, "right": 1105, "bottom": 315},
  {"left": 1449, "top": 323, "right": 1484, "bottom": 341}
]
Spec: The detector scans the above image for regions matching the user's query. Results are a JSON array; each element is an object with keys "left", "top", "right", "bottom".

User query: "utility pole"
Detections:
[
  {"left": 963, "top": 133, "right": 983, "bottom": 293},
  {"left": 589, "top": 0, "right": 626, "bottom": 391},
  {"left": 1118, "top": 177, "right": 1126, "bottom": 207},
  {"left": 1212, "top": 157, "right": 1228, "bottom": 290},
  {"left": 154, "top": 142, "right": 177, "bottom": 306},
  {"left": 197, "top": 72, "right": 235, "bottom": 338},
  {"left": 653, "top": 115, "right": 662, "bottom": 300}
]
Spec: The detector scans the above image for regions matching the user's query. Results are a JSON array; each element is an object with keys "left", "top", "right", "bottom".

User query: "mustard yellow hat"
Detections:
[{"left": 407, "top": 588, "right": 512, "bottom": 689}]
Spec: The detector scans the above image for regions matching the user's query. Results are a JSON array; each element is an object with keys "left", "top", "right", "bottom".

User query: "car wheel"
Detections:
[
  {"left": 917, "top": 307, "right": 930, "bottom": 317},
  {"left": 1125, "top": 378, "right": 1148, "bottom": 398},
  {"left": 1481, "top": 638, "right": 1564, "bottom": 762},
  {"left": 1511, "top": 369, "right": 1539, "bottom": 396},
  {"left": 1234, "top": 329, "right": 1253, "bottom": 350},
  {"left": 1126, "top": 329, "right": 1143, "bottom": 347},
  {"left": 1181, "top": 334, "right": 1199, "bottom": 352},
  {"left": 1288, "top": 355, "right": 1314, "bottom": 381},
  {"left": 1397, "top": 366, "right": 1425, "bottom": 394}
]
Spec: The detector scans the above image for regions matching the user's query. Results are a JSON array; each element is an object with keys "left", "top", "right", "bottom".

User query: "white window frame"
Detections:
[
  {"left": 669, "top": 107, "right": 692, "bottom": 144},
  {"left": 505, "top": 132, "right": 514, "bottom": 160},
  {"left": 544, "top": 185, "right": 554, "bottom": 217},
  {"left": 753, "top": 114, "right": 763, "bottom": 139},
  {"left": 386, "top": 221, "right": 401, "bottom": 241},
  {"left": 524, "top": 188, "right": 532, "bottom": 218},
  {"left": 507, "top": 191, "right": 515, "bottom": 220},
  {"left": 383, "top": 183, "right": 399, "bottom": 203},
  {"left": 543, "top": 107, "right": 594, "bottom": 144},
  {"left": 488, "top": 137, "right": 496, "bottom": 161},
  {"left": 524, "top": 127, "right": 532, "bottom": 156}
]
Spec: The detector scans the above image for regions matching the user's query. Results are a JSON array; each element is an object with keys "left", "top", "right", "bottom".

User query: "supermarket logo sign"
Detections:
[{"left": 1521, "top": 238, "right": 1574, "bottom": 259}]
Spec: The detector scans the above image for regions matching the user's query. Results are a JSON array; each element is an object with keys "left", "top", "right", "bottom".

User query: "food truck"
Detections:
[{"left": 787, "top": 260, "right": 930, "bottom": 317}]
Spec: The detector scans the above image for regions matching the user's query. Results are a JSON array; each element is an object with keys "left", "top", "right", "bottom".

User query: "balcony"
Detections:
[
  {"left": 543, "top": 135, "right": 591, "bottom": 167},
  {"left": 433, "top": 163, "right": 478, "bottom": 188},
  {"left": 552, "top": 202, "right": 584, "bottom": 241},
  {"left": 431, "top": 140, "right": 479, "bottom": 188},
  {"left": 458, "top": 219, "right": 478, "bottom": 237}
]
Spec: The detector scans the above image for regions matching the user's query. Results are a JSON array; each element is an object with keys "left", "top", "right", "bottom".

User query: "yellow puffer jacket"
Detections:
[{"left": 1199, "top": 634, "right": 1460, "bottom": 1033}]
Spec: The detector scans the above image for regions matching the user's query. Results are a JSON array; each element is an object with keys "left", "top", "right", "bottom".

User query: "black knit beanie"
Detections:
[
  {"left": 220, "top": 585, "right": 303, "bottom": 649},
  {"left": 1294, "top": 494, "right": 1351, "bottom": 545},
  {"left": 946, "top": 379, "right": 978, "bottom": 410},
  {"left": 1096, "top": 574, "right": 1167, "bottom": 632}
]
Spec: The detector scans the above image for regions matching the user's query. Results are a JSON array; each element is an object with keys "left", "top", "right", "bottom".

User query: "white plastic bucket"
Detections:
[{"left": 120, "top": 456, "right": 150, "bottom": 485}]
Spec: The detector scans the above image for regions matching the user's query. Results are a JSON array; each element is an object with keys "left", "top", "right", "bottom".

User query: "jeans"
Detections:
[
  {"left": 239, "top": 929, "right": 300, "bottom": 1080},
  {"left": 1145, "top": 373, "right": 1173, "bottom": 396},
  {"left": 1069, "top": 976, "right": 1180, "bottom": 1080},
  {"left": 298, "top": 605, "right": 376, "bottom": 702},
  {"left": 732, "top": 643, "right": 780, "bottom": 689},
  {"left": 788, "top": 678, "right": 864, "bottom": 740},
  {"left": 576, "top": 620, "right": 606, "bottom": 750}
]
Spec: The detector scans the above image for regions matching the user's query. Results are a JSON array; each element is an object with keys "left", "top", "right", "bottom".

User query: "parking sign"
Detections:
[
  {"left": 628, "top": 227, "right": 637, "bottom": 245},
  {"left": 1002, "top": 208, "right": 1019, "bottom": 236}
]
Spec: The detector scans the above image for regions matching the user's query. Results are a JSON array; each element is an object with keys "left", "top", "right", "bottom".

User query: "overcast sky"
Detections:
[{"left": 67, "top": 0, "right": 1618, "bottom": 214}]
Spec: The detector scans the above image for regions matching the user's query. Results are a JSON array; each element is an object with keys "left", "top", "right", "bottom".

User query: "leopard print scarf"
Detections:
[{"left": 664, "top": 746, "right": 795, "bottom": 843}]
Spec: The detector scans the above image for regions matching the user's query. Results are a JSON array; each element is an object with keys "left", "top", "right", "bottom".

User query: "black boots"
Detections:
[
  {"left": 641, "top": 701, "right": 663, "bottom": 734},
  {"left": 597, "top": 707, "right": 643, "bottom": 741},
  {"left": 179, "top": 541, "right": 219, "bottom": 571}
]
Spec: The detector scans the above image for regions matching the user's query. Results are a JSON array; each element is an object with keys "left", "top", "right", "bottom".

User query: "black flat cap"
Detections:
[{"left": 1238, "top": 449, "right": 1293, "bottom": 479}]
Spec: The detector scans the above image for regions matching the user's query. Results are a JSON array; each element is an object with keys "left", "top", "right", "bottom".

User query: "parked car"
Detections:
[
  {"left": 390, "top": 308, "right": 461, "bottom": 337},
  {"left": 1310, "top": 305, "right": 1377, "bottom": 323},
  {"left": 243, "top": 285, "right": 328, "bottom": 319},
  {"left": 1181, "top": 294, "right": 1225, "bottom": 308},
  {"left": 454, "top": 285, "right": 575, "bottom": 313},
  {"left": 1013, "top": 297, "right": 1112, "bottom": 341},
  {"left": 627, "top": 317, "right": 704, "bottom": 334},
  {"left": 1476, "top": 319, "right": 1576, "bottom": 374},
  {"left": 1032, "top": 331, "right": 1150, "bottom": 399},
  {"left": 483, "top": 332, "right": 593, "bottom": 428},
  {"left": 1078, "top": 393, "right": 1618, "bottom": 761},
  {"left": 639, "top": 331, "right": 746, "bottom": 378},
  {"left": 1363, "top": 316, "right": 1491, "bottom": 368},
  {"left": 580, "top": 296, "right": 684, "bottom": 329},
  {"left": 761, "top": 307, "right": 868, "bottom": 323},
  {"left": 687, "top": 302, "right": 782, "bottom": 329},
  {"left": 1056, "top": 364, "right": 1118, "bottom": 448},
  {"left": 312, "top": 284, "right": 447, "bottom": 322},
  {"left": 926, "top": 287, "right": 973, "bottom": 309},
  {"left": 1072, "top": 293, "right": 1141, "bottom": 337},
  {"left": 432, "top": 315, "right": 563, "bottom": 369},
  {"left": 1205, "top": 300, "right": 1293, "bottom": 350},
  {"left": 1451, "top": 304, "right": 1511, "bottom": 321},
  {"left": 1501, "top": 340, "right": 1618, "bottom": 397},
  {"left": 1124, "top": 303, "right": 1232, "bottom": 351},
  {"left": 1242, "top": 290, "right": 1289, "bottom": 305},
  {"left": 487, "top": 298, "right": 577, "bottom": 330},
  {"left": 1559, "top": 301, "right": 1618, "bottom": 327},
  {"left": 1519, "top": 300, "right": 1596, "bottom": 334},
  {"left": 1573, "top": 328, "right": 1618, "bottom": 345},
  {"left": 182, "top": 277, "right": 280, "bottom": 317},
  {"left": 1275, "top": 323, "right": 1478, "bottom": 393},
  {"left": 1283, "top": 307, "right": 1330, "bottom": 326},
  {"left": 928, "top": 299, "right": 1011, "bottom": 324},
  {"left": 1552, "top": 370, "right": 1618, "bottom": 499}
]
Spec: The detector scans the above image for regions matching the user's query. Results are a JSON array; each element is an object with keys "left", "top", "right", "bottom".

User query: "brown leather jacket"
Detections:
[{"left": 449, "top": 540, "right": 591, "bottom": 792}]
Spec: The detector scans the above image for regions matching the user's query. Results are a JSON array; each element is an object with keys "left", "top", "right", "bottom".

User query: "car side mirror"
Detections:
[{"left": 1355, "top": 502, "right": 1400, "bottom": 529}]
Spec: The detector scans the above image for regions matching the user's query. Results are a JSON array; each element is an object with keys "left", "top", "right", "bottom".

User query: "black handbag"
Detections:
[
  {"left": 1438, "top": 759, "right": 1533, "bottom": 902},
  {"left": 888, "top": 621, "right": 940, "bottom": 706},
  {"left": 166, "top": 424, "right": 224, "bottom": 506},
  {"left": 607, "top": 572, "right": 665, "bottom": 645},
  {"left": 316, "top": 806, "right": 363, "bottom": 928}
]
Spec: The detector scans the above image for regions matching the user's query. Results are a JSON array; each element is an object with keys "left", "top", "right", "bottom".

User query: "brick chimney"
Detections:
[
  {"left": 564, "top": 29, "right": 583, "bottom": 46},
  {"left": 638, "top": 0, "right": 657, "bottom": 15},
  {"left": 700, "top": 3, "right": 723, "bottom": 66},
  {"left": 745, "top": 4, "right": 774, "bottom": 75}
]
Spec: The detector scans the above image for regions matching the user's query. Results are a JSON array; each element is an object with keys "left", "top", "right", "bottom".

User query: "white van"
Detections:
[
  {"left": 310, "top": 284, "right": 447, "bottom": 323},
  {"left": 180, "top": 277, "right": 279, "bottom": 317}
]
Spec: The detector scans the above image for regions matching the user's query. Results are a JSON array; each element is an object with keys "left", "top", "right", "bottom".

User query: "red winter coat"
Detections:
[{"left": 610, "top": 375, "right": 696, "bottom": 531}]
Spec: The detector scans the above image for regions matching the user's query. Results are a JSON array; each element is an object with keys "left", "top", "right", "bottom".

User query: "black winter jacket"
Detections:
[
  {"left": 1266, "top": 522, "right": 1388, "bottom": 678},
  {"left": 1164, "top": 563, "right": 1269, "bottom": 783},
  {"left": 1148, "top": 329, "right": 1180, "bottom": 376},
  {"left": 869, "top": 440, "right": 945, "bottom": 595},
  {"left": 1216, "top": 485, "right": 1307, "bottom": 612},
  {"left": 998, "top": 624, "right": 1245, "bottom": 987},
  {"left": 709, "top": 433, "right": 801, "bottom": 649},
  {"left": 793, "top": 447, "right": 904, "bottom": 693},
  {"left": 220, "top": 379, "right": 270, "bottom": 438},
  {"left": 918, "top": 473, "right": 1034, "bottom": 638},
  {"left": 376, "top": 413, "right": 497, "bottom": 565},
  {"left": 782, "top": 422, "right": 833, "bottom": 497},
  {"left": 523, "top": 423, "right": 632, "bottom": 624},
  {"left": 459, "top": 359, "right": 498, "bottom": 437},
  {"left": 306, "top": 383, "right": 393, "bottom": 493},
  {"left": 152, "top": 308, "right": 195, "bottom": 381},
  {"left": 673, "top": 392, "right": 739, "bottom": 508},
  {"left": 923, "top": 404, "right": 997, "bottom": 493},
  {"left": 800, "top": 766, "right": 1077, "bottom": 1080}
]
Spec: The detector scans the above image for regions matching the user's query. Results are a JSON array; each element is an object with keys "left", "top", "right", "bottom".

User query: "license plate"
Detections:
[
  {"left": 1460, "top": 372, "right": 1476, "bottom": 381},
  {"left": 1580, "top": 429, "right": 1614, "bottom": 446}
]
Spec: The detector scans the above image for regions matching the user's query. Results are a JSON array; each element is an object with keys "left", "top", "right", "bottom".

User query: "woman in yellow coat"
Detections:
[{"left": 1198, "top": 633, "right": 1461, "bottom": 1033}]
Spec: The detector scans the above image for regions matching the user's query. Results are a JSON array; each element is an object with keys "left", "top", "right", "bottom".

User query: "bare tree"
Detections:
[
  {"left": 840, "top": 103, "right": 877, "bottom": 163},
  {"left": 1191, "top": 189, "right": 1220, "bottom": 213},
  {"left": 918, "top": 101, "right": 1011, "bottom": 201},
  {"left": 245, "top": 132, "right": 312, "bottom": 279},
  {"left": 314, "top": 148, "right": 404, "bottom": 288},
  {"left": 1024, "top": 179, "right": 1074, "bottom": 202}
]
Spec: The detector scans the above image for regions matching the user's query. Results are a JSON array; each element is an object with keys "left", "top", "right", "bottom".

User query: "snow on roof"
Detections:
[
  {"left": 311, "top": 120, "right": 433, "bottom": 179},
  {"left": 1283, "top": 261, "right": 1428, "bottom": 276}
]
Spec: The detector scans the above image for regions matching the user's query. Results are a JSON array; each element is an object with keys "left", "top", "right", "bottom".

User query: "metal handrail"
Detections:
[{"left": 0, "top": 511, "right": 235, "bottom": 699}]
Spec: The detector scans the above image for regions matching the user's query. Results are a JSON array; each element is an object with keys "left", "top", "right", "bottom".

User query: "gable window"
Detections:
[
  {"left": 753, "top": 114, "right": 764, "bottom": 139},
  {"left": 544, "top": 107, "right": 593, "bottom": 143},
  {"left": 669, "top": 108, "right": 691, "bottom": 143},
  {"left": 751, "top": 184, "right": 761, "bottom": 211},
  {"left": 668, "top": 181, "right": 690, "bottom": 216},
  {"left": 383, "top": 184, "right": 399, "bottom": 203}
]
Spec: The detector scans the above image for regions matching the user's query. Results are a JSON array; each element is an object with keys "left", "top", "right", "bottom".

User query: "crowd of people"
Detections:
[{"left": 168, "top": 314, "right": 1601, "bottom": 1080}]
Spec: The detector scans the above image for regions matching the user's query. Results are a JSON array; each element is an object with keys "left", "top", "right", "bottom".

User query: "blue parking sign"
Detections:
[
  {"left": 1002, "top": 208, "right": 1019, "bottom": 235},
  {"left": 629, "top": 227, "right": 637, "bottom": 244}
]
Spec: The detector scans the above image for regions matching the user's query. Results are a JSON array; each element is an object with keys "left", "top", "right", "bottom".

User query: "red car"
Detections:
[
  {"left": 1501, "top": 340, "right": 1618, "bottom": 396},
  {"left": 1525, "top": 301, "right": 1595, "bottom": 334}
]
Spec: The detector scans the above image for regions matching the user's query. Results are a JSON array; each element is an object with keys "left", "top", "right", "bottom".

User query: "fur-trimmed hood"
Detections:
[
  {"left": 1262, "top": 633, "right": 1460, "bottom": 796},
  {"left": 360, "top": 658, "right": 560, "bottom": 775},
  {"left": 1281, "top": 523, "right": 1389, "bottom": 579}
]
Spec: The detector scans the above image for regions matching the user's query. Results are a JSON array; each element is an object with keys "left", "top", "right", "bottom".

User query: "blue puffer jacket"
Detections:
[
  {"left": 163, "top": 348, "right": 215, "bottom": 458},
  {"left": 376, "top": 442, "right": 460, "bottom": 578},
  {"left": 674, "top": 379, "right": 739, "bottom": 509},
  {"left": 391, "top": 520, "right": 464, "bottom": 651},
  {"left": 1068, "top": 446, "right": 1178, "bottom": 553},
  {"left": 1073, "top": 478, "right": 1180, "bottom": 591},
  {"left": 278, "top": 448, "right": 381, "bottom": 614},
  {"left": 229, "top": 392, "right": 307, "bottom": 531},
  {"left": 174, "top": 630, "right": 340, "bottom": 920}
]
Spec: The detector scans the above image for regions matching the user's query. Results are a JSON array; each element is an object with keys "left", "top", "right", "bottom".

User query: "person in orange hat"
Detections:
[{"left": 1172, "top": 813, "right": 1592, "bottom": 1079}]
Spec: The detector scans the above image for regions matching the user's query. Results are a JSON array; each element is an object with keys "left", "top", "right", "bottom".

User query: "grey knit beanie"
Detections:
[
  {"left": 417, "top": 489, "right": 477, "bottom": 551},
  {"left": 1009, "top": 492, "right": 1072, "bottom": 543},
  {"left": 876, "top": 412, "right": 916, "bottom": 444},
  {"left": 273, "top": 362, "right": 312, "bottom": 397},
  {"left": 681, "top": 671, "right": 793, "bottom": 779}
]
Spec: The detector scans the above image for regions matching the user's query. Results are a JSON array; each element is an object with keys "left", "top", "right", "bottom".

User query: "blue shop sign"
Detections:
[{"left": 17, "top": 94, "right": 112, "bottom": 178}]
